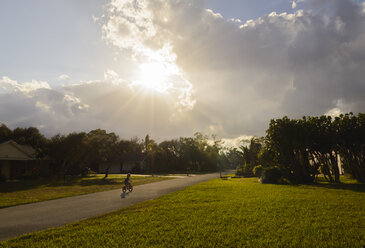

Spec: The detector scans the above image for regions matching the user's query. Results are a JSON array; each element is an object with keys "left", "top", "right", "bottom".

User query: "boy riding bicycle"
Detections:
[{"left": 124, "top": 173, "right": 132, "bottom": 187}]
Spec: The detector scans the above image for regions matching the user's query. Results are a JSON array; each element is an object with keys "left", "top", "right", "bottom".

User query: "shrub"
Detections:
[
  {"left": 236, "top": 164, "right": 255, "bottom": 177},
  {"left": 243, "top": 163, "right": 254, "bottom": 177},
  {"left": 235, "top": 166, "right": 244, "bottom": 176},
  {"left": 253, "top": 165, "right": 263, "bottom": 177},
  {"left": 260, "top": 167, "right": 281, "bottom": 184}
]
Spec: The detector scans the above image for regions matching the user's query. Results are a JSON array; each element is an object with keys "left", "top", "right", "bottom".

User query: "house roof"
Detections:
[{"left": 0, "top": 140, "right": 36, "bottom": 160}]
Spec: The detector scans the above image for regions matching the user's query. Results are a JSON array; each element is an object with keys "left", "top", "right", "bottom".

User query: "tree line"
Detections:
[
  {"left": 0, "top": 124, "right": 237, "bottom": 178},
  {"left": 265, "top": 113, "right": 364, "bottom": 183},
  {"left": 235, "top": 113, "right": 364, "bottom": 184},
  {"left": 1, "top": 112, "right": 363, "bottom": 183}
]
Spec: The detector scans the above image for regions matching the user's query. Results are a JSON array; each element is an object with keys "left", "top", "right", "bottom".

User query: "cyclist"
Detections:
[{"left": 124, "top": 173, "right": 132, "bottom": 188}]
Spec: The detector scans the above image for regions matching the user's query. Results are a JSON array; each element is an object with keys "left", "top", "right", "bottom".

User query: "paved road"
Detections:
[{"left": 0, "top": 172, "right": 224, "bottom": 241}]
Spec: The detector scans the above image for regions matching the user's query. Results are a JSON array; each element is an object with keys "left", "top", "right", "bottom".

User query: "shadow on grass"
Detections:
[
  {"left": 220, "top": 175, "right": 365, "bottom": 193},
  {"left": 0, "top": 179, "right": 52, "bottom": 193},
  {"left": 280, "top": 179, "right": 365, "bottom": 193},
  {"left": 0, "top": 178, "right": 123, "bottom": 193},
  {"left": 310, "top": 182, "right": 365, "bottom": 193},
  {"left": 78, "top": 178, "right": 121, "bottom": 186}
]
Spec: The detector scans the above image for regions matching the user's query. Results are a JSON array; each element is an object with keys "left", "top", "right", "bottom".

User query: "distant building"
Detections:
[
  {"left": 0, "top": 140, "right": 49, "bottom": 179},
  {"left": 98, "top": 152, "right": 148, "bottom": 174}
]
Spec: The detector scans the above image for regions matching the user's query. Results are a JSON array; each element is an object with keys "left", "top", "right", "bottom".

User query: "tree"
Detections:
[
  {"left": 237, "top": 137, "right": 264, "bottom": 177},
  {"left": 84, "top": 129, "right": 120, "bottom": 177},
  {"left": 156, "top": 139, "right": 181, "bottom": 172},
  {"left": 144, "top": 134, "right": 158, "bottom": 174},
  {"left": 335, "top": 113, "right": 365, "bottom": 182},
  {"left": 11, "top": 127, "right": 48, "bottom": 158},
  {"left": 151, "top": 133, "right": 224, "bottom": 173},
  {"left": 48, "top": 132, "right": 87, "bottom": 178},
  {"left": 0, "top": 123, "right": 12, "bottom": 143},
  {"left": 223, "top": 148, "right": 243, "bottom": 169},
  {"left": 265, "top": 113, "right": 364, "bottom": 184},
  {"left": 266, "top": 117, "right": 315, "bottom": 183}
]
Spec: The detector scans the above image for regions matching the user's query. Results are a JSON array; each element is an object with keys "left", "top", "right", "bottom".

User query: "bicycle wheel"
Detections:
[
  {"left": 122, "top": 186, "right": 127, "bottom": 193},
  {"left": 128, "top": 185, "right": 133, "bottom": 192}
]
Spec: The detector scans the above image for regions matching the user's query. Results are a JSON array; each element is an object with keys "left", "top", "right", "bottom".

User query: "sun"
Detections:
[{"left": 133, "top": 62, "right": 176, "bottom": 93}]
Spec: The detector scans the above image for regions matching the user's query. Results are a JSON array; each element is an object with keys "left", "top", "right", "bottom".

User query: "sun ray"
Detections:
[
  {"left": 148, "top": 91, "right": 156, "bottom": 136},
  {"left": 104, "top": 86, "right": 145, "bottom": 126}
]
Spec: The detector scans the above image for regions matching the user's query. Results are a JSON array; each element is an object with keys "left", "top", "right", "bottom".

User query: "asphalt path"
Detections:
[{"left": 0, "top": 172, "right": 225, "bottom": 241}]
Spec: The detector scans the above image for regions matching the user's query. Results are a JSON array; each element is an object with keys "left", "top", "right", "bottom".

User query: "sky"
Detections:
[{"left": 0, "top": 0, "right": 365, "bottom": 145}]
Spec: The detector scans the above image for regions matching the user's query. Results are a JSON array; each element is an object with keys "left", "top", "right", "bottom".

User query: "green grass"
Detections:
[
  {"left": 0, "top": 174, "right": 171, "bottom": 208},
  {"left": 1, "top": 176, "right": 364, "bottom": 247}
]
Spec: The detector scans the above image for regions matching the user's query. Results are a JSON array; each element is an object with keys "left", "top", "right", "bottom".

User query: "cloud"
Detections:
[
  {"left": 221, "top": 135, "right": 255, "bottom": 149},
  {"left": 0, "top": 77, "right": 50, "bottom": 96},
  {"left": 58, "top": 74, "right": 70, "bottom": 80},
  {"left": 102, "top": 0, "right": 196, "bottom": 112},
  {"left": 292, "top": 1, "right": 297, "bottom": 9},
  {"left": 0, "top": 76, "right": 90, "bottom": 135},
  {"left": 325, "top": 108, "right": 342, "bottom": 118},
  {"left": 1, "top": 0, "right": 365, "bottom": 142}
]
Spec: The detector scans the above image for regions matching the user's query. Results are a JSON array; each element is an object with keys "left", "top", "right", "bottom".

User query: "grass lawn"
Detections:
[
  {"left": 0, "top": 174, "right": 171, "bottom": 208},
  {"left": 1, "top": 176, "right": 364, "bottom": 247}
]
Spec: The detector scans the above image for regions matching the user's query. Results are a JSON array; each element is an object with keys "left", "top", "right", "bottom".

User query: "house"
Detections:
[
  {"left": 98, "top": 152, "right": 148, "bottom": 174},
  {"left": 0, "top": 140, "right": 49, "bottom": 179}
]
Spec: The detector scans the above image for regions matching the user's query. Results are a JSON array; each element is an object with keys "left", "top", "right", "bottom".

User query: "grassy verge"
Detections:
[
  {"left": 0, "top": 174, "right": 171, "bottom": 208},
  {"left": 1, "top": 176, "right": 364, "bottom": 247}
]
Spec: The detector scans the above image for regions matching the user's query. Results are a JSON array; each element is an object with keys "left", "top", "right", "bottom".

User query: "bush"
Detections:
[
  {"left": 235, "top": 166, "right": 244, "bottom": 176},
  {"left": 253, "top": 165, "right": 263, "bottom": 177},
  {"left": 260, "top": 167, "right": 281, "bottom": 184},
  {"left": 236, "top": 163, "right": 254, "bottom": 177}
]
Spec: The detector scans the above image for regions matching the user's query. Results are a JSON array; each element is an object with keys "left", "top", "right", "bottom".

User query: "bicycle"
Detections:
[{"left": 122, "top": 183, "right": 133, "bottom": 193}]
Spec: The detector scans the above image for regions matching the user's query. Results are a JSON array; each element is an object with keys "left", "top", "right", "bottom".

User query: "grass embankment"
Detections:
[
  {"left": 0, "top": 175, "right": 170, "bottom": 208},
  {"left": 2, "top": 176, "right": 364, "bottom": 247}
]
